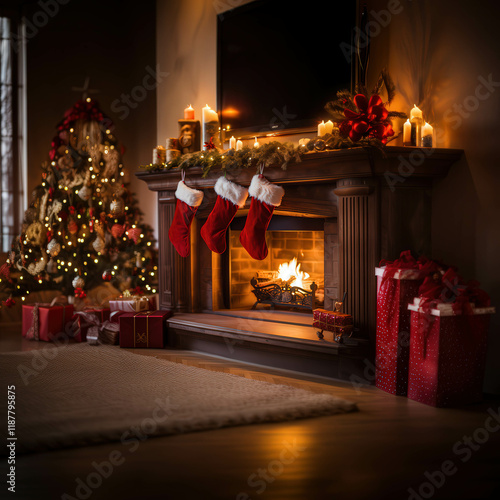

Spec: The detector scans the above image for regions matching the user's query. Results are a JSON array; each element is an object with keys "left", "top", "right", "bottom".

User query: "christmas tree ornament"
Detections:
[
  {"left": 47, "top": 258, "right": 57, "bottom": 274},
  {"left": 168, "top": 178, "right": 204, "bottom": 257},
  {"left": 47, "top": 239, "right": 61, "bottom": 257},
  {"left": 72, "top": 275, "right": 85, "bottom": 289},
  {"left": 68, "top": 219, "right": 79, "bottom": 235},
  {"left": 201, "top": 176, "right": 248, "bottom": 254},
  {"left": 127, "top": 227, "right": 141, "bottom": 244},
  {"left": 110, "top": 197, "right": 125, "bottom": 216},
  {"left": 92, "top": 236, "right": 105, "bottom": 252},
  {"left": 25, "top": 222, "right": 46, "bottom": 246},
  {"left": 239, "top": 174, "right": 284, "bottom": 261},
  {"left": 4, "top": 297, "right": 15, "bottom": 308},
  {"left": 102, "top": 269, "right": 112, "bottom": 281},
  {"left": 27, "top": 259, "right": 46, "bottom": 276},
  {"left": 111, "top": 223, "right": 125, "bottom": 239},
  {"left": 77, "top": 185, "right": 92, "bottom": 201}
]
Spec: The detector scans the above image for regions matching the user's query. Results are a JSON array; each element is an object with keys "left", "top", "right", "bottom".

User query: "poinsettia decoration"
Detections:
[
  {"left": 324, "top": 68, "right": 407, "bottom": 149},
  {"left": 340, "top": 94, "right": 394, "bottom": 144},
  {"left": 203, "top": 137, "right": 217, "bottom": 150}
]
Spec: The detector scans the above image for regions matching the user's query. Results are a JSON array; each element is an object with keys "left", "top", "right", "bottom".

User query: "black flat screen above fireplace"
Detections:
[{"left": 217, "top": 0, "right": 357, "bottom": 139}]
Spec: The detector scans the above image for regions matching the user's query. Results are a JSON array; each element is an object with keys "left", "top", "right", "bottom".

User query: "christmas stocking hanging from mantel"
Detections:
[
  {"left": 200, "top": 176, "right": 248, "bottom": 254},
  {"left": 239, "top": 174, "right": 285, "bottom": 260},
  {"left": 168, "top": 179, "right": 204, "bottom": 257}
]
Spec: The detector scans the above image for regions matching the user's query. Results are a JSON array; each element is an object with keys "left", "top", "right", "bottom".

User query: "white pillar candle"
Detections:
[
  {"left": 253, "top": 137, "right": 259, "bottom": 148},
  {"left": 421, "top": 122, "right": 434, "bottom": 147},
  {"left": 410, "top": 105, "right": 423, "bottom": 147},
  {"left": 236, "top": 140, "right": 243, "bottom": 151},
  {"left": 325, "top": 120, "right": 334, "bottom": 135},
  {"left": 229, "top": 136, "right": 236, "bottom": 149},
  {"left": 403, "top": 119, "right": 411, "bottom": 146},
  {"left": 318, "top": 120, "right": 326, "bottom": 137},
  {"left": 202, "top": 104, "right": 220, "bottom": 149}
]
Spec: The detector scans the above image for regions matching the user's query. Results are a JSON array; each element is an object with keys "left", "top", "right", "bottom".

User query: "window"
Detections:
[{"left": 0, "top": 15, "right": 25, "bottom": 252}]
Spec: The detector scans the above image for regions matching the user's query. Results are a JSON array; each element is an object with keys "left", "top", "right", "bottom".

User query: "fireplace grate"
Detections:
[{"left": 250, "top": 277, "right": 318, "bottom": 312}]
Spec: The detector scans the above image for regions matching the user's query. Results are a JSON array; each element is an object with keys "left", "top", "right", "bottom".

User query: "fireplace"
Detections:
[{"left": 137, "top": 146, "right": 462, "bottom": 380}]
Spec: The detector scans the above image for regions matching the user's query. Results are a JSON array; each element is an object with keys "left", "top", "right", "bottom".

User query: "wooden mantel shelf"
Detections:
[{"left": 135, "top": 146, "right": 463, "bottom": 191}]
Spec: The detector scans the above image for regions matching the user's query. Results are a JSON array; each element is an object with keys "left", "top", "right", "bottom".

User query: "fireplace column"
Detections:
[
  {"left": 158, "top": 191, "right": 192, "bottom": 312},
  {"left": 334, "top": 178, "right": 379, "bottom": 338}
]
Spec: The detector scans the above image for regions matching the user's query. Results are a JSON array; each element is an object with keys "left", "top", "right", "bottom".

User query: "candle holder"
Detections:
[{"left": 178, "top": 119, "right": 201, "bottom": 154}]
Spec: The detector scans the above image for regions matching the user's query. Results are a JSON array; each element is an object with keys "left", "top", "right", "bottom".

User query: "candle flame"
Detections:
[{"left": 277, "top": 257, "right": 310, "bottom": 289}]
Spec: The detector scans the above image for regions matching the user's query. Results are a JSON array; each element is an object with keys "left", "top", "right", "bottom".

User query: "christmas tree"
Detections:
[{"left": 0, "top": 97, "right": 157, "bottom": 306}]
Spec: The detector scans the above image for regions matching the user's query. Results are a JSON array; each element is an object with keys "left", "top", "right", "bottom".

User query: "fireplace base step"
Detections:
[{"left": 166, "top": 310, "right": 373, "bottom": 383}]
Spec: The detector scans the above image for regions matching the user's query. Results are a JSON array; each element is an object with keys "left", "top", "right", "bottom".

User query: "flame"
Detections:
[{"left": 277, "top": 257, "right": 310, "bottom": 288}]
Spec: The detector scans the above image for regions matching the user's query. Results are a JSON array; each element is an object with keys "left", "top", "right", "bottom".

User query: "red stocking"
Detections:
[
  {"left": 239, "top": 174, "right": 284, "bottom": 260},
  {"left": 201, "top": 176, "right": 248, "bottom": 254},
  {"left": 168, "top": 180, "right": 204, "bottom": 257}
]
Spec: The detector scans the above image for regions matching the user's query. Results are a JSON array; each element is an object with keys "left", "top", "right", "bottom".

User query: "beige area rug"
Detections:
[{"left": 0, "top": 344, "right": 357, "bottom": 454}]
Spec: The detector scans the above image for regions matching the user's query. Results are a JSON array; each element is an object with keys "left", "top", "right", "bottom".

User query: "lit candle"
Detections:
[
  {"left": 325, "top": 120, "right": 334, "bottom": 135},
  {"left": 184, "top": 104, "right": 194, "bottom": 120},
  {"left": 318, "top": 120, "right": 326, "bottom": 137},
  {"left": 421, "top": 122, "right": 434, "bottom": 147},
  {"left": 403, "top": 119, "right": 411, "bottom": 146},
  {"left": 229, "top": 136, "right": 236, "bottom": 149},
  {"left": 253, "top": 137, "right": 259, "bottom": 148},
  {"left": 202, "top": 105, "right": 220, "bottom": 149},
  {"left": 410, "top": 105, "right": 423, "bottom": 147},
  {"left": 236, "top": 140, "right": 243, "bottom": 151}
]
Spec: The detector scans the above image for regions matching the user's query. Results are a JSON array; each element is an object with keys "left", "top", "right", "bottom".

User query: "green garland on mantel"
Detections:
[{"left": 138, "top": 136, "right": 388, "bottom": 179}]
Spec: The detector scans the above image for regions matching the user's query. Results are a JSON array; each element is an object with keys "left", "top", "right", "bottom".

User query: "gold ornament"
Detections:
[
  {"left": 25, "top": 221, "right": 46, "bottom": 246},
  {"left": 110, "top": 197, "right": 125, "bottom": 216}
]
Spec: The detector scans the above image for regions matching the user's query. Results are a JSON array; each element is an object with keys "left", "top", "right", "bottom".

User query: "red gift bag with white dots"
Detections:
[
  {"left": 408, "top": 298, "right": 495, "bottom": 407},
  {"left": 375, "top": 267, "right": 424, "bottom": 396}
]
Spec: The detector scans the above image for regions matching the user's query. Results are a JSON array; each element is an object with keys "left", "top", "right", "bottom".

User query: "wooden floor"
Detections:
[{"left": 2, "top": 323, "right": 500, "bottom": 500}]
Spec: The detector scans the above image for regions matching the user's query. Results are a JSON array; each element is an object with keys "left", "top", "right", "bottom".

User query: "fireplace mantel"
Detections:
[
  {"left": 136, "top": 146, "right": 463, "bottom": 190},
  {"left": 137, "top": 145, "right": 462, "bottom": 379}
]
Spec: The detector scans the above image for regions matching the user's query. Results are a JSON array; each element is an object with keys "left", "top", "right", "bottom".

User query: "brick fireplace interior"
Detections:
[{"left": 224, "top": 215, "right": 334, "bottom": 312}]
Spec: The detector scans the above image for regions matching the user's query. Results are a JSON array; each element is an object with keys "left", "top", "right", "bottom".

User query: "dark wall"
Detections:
[
  {"left": 23, "top": 0, "right": 157, "bottom": 230},
  {"left": 365, "top": 0, "right": 500, "bottom": 393}
]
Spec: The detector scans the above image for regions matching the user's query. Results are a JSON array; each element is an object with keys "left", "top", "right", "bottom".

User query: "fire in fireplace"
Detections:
[{"left": 227, "top": 217, "right": 326, "bottom": 311}]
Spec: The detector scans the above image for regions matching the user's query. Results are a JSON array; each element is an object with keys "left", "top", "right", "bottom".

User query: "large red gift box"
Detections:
[
  {"left": 375, "top": 264, "right": 425, "bottom": 396},
  {"left": 22, "top": 303, "right": 74, "bottom": 342},
  {"left": 407, "top": 298, "right": 495, "bottom": 407},
  {"left": 312, "top": 308, "right": 353, "bottom": 343},
  {"left": 119, "top": 310, "right": 172, "bottom": 348}
]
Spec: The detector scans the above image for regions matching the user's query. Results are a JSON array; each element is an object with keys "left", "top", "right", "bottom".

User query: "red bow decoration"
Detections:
[
  {"left": 3, "top": 297, "right": 15, "bottom": 308},
  {"left": 340, "top": 94, "right": 395, "bottom": 144},
  {"left": 132, "top": 286, "right": 144, "bottom": 296},
  {"left": 203, "top": 137, "right": 216, "bottom": 150},
  {"left": 74, "top": 287, "right": 87, "bottom": 299}
]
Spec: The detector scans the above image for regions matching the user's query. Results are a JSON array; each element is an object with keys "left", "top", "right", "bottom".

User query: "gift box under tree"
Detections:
[
  {"left": 407, "top": 297, "right": 495, "bottom": 407},
  {"left": 71, "top": 307, "right": 111, "bottom": 343},
  {"left": 109, "top": 294, "right": 156, "bottom": 313},
  {"left": 375, "top": 251, "right": 439, "bottom": 396},
  {"left": 119, "top": 310, "right": 172, "bottom": 348},
  {"left": 22, "top": 301, "right": 74, "bottom": 342}
]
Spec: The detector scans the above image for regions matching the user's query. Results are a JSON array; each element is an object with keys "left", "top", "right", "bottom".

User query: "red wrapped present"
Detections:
[
  {"left": 109, "top": 294, "right": 155, "bottom": 313},
  {"left": 312, "top": 308, "right": 353, "bottom": 343},
  {"left": 374, "top": 251, "right": 441, "bottom": 396},
  {"left": 119, "top": 310, "right": 172, "bottom": 348},
  {"left": 408, "top": 297, "right": 495, "bottom": 407},
  {"left": 22, "top": 300, "right": 74, "bottom": 342}
]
